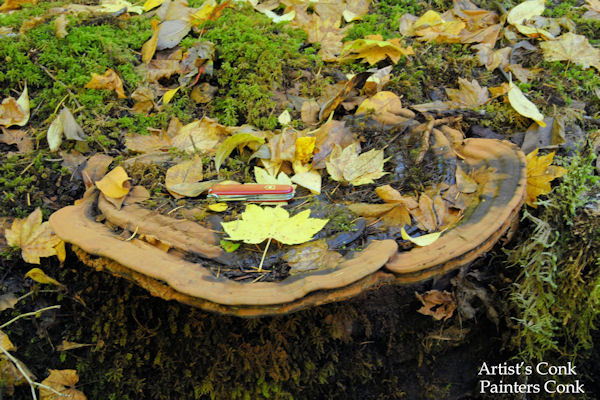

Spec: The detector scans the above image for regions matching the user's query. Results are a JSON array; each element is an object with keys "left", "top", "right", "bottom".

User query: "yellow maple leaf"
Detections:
[
  {"left": 340, "top": 34, "right": 414, "bottom": 65},
  {"left": 84, "top": 69, "right": 126, "bottom": 99},
  {"left": 526, "top": 149, "right": 567, "bottom": 207},
  {"left": 222, "top": 205, "right": 328, "bottom": 245},
  {"left": 4, "top": 208, "right": 63, "bottom": 264},
  {"left": 95, "top": 166, "right": 131, "bottom": 199},
  {"left": 326, "top": 143, "right": 387, "bottom": 186}
]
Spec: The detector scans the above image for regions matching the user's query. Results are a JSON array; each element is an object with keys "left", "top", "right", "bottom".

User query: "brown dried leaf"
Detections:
[
  {"left": 0, "top": 127, "right": 32, "bottom": 153},
  {"left": 540, "top": 32, "right": 600, "bottom": 71},
  {"left": 39, "top": 369, "right": 86, "bottom": 400},
  {"left": 84, "top": 69, "right": 126, "bottom": 99},
  {"left": 312, "top": 120, "right": 357, "bottom": 169},
  {"left": 326, "top": 143, "right": 387, "bottom": 186},
  {"left": 356, "top": 91, "right": 415, "bottom": 125},
  {"left": 284, "top": 239, "right": 342, "bottom": 274},
  {"left": 0, "top": 292, "right": 18, "bottom": 312},
  {"left": 170, "top": 117, "right": 230, "bottom": 153},
  {"left": 4, "top": 208, "right": 63, "bottom": 264},
  {"left": 0, "top": 355, "right": 33, "bottom": 396},
  {"left": 415, "top": 289, "right": 456, "bottom": 321},
  {"left": 165, "top": 156, "right": 203, "bottom": 198},
  {"left": 142, "top": 18, "right": 160, "bottom": 63},
  {"left": 81, "top": 154, "right": 113, "bottom": 189}
]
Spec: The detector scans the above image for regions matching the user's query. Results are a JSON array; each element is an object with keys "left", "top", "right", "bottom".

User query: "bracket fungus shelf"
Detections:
[{"left": 50, "top": 138, "right": 526, "bottom": 317}]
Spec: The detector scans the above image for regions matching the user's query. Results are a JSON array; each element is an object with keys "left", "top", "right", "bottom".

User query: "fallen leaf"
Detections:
[
  {"left": 215, "top": 133, "right": 264, "bottom": 171},
  {"left": 583, "top": 0, "right": 600, "bottom": 20},
  {"left": 0, "top": 0, "right": 36, "bottom": 12},
  {"left": 81, "top": 154, "right": 114, "bottom": 189},
  {"left": 0, "top": 355, "right": 34, "bottom": 396},
  {"left": 47, "top": 107, "right": 86, "bottom": 152},
  {"left": 507, "top": 83, "right": 545, "bottom": 127},
  {"left": 24, "top": 267, "right": 62, "bottom": 286},
  {"left": 208, "top": 203, "right": 227, "bottom": 212},
  {"left": 123, "top": 185, "right": 150, "bottom": 205},
  {"left": 0, "top": 293, "right": 18, "bottom": 312},
  {"left": 254, "top": 166, "right": 292, "bottom": 185},
  {"left": 356, "top": 91, "right": 415, "bottom": 124},
  {"left": 170, "top": 117, "right": 231, "bottom": 153},
  {"left": 167, "top": 180, "right": 219, "bottom": 197},
  {"left": 0, "top": 330, "right": 15, "bottom": 352},
  {"left": 142, "top": 19, "right": 160, "bottom": 63},
  {"left": 446, "top": 78, "right": 489, "bottom": 108},
  {"left": 99, "top": 0, "right": 143, "bottom": 13},
  {"left": 84, "top": 69, "right": 126, "bottom": 99},
  {"left": 294, "top": 136, "right": 315, "bottom": 164},
  {"left": 5, "top": 208, "right": 63, "bottom": 264},
  {"left": 156, "top": 0, "right": 193, "bottom": 50},
  {"left": 455, "top": 165, "right": 478, "bottom": 193},
  {"left": 0, "top": 85, "right": 29, "bottom": 127},
  {"left": 415, "top": 290, "right": 456, "bottom": 321},
  {"left": 301, "top": 99, "right": 320, "bottom": 125},
  {"left": 39, "top": 369, "right": 86, "bottom": 400},
  {"left": 312, "top": 120, "right": 357, "bottom": 169},
  {"left": 348, "top": 202, "right": 410, "bottom": 226},
  {"left": 143, "top": 0, "right": 164, "bottom": 11},
  {"left": 326, "top": 143, "right": 387, "bottom": 186},
  {"left": 525, "top": 149, "right": 567, "bottom": 207},
  {"left": 191, "top": 83, "right": 217, "bottom": 104},
  {"left": 54, "top": 14, "right": 68, "bottom": 39},
  {"left": 473, "top": 43, "right": 510, "bottom": 71},
  {"left": 278, "top": 109, "right": 291, "bottom": 126},
  {"left": 540, "top": 32, "right": 600, "bottom": 71},
  {"left": 162, "top": 86, "right": 180, "bottom": 104},
  {"left": 291, "top": 169, "right": 322, "bottom": 194},
  {"left": 165, "top": 156, "right": 203, "bottom": 198},
  {"left": 95, "top": 166, "right": 131, "bottom": 199},
  {"left": 375, "top": 184, "right": 418, "bottom": 208},
  {"left": 189, "top": 0, "right": 217, "bottom": 25},
  {"left": 340, "top": 34, "right": 414, "bottom": 65},
  {"left": 283, "top": 239, "right": 342, "bottom": 273},
  {"left": 507, "top": 0, "right": 545, "bottom": 26},
  {"left": 221, "top": 204, "right": 328, "bottom": 245},
  {"left": 0, "top": 127, "right": 33, "bottom": 153},
  {"left": 401, "top": 226, "right": 441, "bottom": 247},
  {"left": 56, "top": 340, "right": 93, "bottom": 352}
]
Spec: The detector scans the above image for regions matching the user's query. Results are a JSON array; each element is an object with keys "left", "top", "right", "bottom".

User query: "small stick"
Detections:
[
  {"left": 257, "top": 237, "right": 272, "bottom": 272},
  {"left": 0, "top": 305, "right": 61, "bottom": 330}
]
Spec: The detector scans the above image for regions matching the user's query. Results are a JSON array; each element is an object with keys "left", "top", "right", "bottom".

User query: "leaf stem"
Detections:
[
  {"left": 0, "top": 305, "right": 60, "bottom": 330},
  {"left": 257, "top": 237, "right": 272, "bottom": 272}
]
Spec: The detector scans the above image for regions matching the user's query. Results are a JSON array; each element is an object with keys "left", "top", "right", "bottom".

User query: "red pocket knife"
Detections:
[{"left": 207, "top": 184, "right": 295, "bottom": 202}]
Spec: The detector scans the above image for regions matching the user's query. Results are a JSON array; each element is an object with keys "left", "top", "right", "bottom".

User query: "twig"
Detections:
[
  {"left": 38, "top": 64, "right": 83, "bottom": 109},
  {"left": 0, "top": 305, "right": 61, "bottom": 330},
  {"left": 257, "top": 237, "right": 272, "bottom": 272}
]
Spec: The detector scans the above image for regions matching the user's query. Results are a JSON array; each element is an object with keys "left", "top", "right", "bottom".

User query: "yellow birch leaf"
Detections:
[
  {"left": 507, "top": 83, "right": 545, "bottom": 127},
  {"left": 507, "top": 0, "right": 545, "bottom": 26},
  {"left": 208, "top": 203, "right": 228, "bottom": 212},
  {"left": 221, "top": 204, "right": 328, "bottom": 245},
  {"left": 295, "top": 136, "right": 316, "bottom": 164},
  {"left": 84, "top": 69, "right": 126, "bottom": 99},
  {"left": 162, "top": 87, "right": 179, "bottom": 104},
  {"left": 142, "top": 19, "right": 160, "bottom": 63},
  {"left": 95, "top": 166, "right": 131, "bottom": 199},
  {"left": 24, "top": 268, "right": 62, "bottom": 286},
  {"left": 525, "top": 149, "right": 567, "bottom": 207},
  {"left": 401, "top": 226, "right": 441, "bottom": 247},
  {"left": 143, "top": 0, "right": 163, "bottom": 11}
]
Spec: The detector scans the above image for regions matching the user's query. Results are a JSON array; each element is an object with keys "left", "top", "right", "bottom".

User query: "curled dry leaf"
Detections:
[
  {"left": 0, "top": 85, "right": 29, "bottom": 127},
  {"left": 215, "top": 133, "right": 264, "bottom": 172},
  {"left": 84, "top": 69, "right": 126, "bottom": 99},
  {"left": 221, "top": 204, "right": 328, "bottom": 245},
  {"left": 415, "top": 289, "right": 456, "bottom": 321},
  {"left": 326, "top": 143, "right": 387, "bottom": 186},
  {"left": 47, "top": 107, "right": 86, "bottom": 152},
  {"left": 348, "top": 202, "right": 411, "bottom": 226},
  {"left": 4, "top": 208, "right": 63, "bottom": 264},
  {"left": 526, "top": 149, "right": 567, "bottom": 207},
  {"left": 25, "top": 267, "right": 63, "bottom": 286},
  {"left": 95, "top": 166, "right": 131, "bottom": 199},
  {"left": 39, "top": 369, "right": 86, "bottom": 400},
  {"left": 165, "top": 156, "right": 204, "bottom": 198},
  {"left": 356, "top": 91, "right": 415, "bottom": 125}
]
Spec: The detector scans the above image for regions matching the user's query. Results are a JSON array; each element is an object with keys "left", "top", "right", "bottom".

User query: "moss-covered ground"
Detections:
[{"left": 1, "top": 0, "right": 600, "bottom": 398}]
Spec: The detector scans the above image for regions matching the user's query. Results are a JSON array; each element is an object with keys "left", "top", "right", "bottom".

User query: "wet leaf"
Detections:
[
  {"left": 340, "top": 34, "right": 414, "bottom": 65},
  {"left": 95, "top": 166, "right": 131, "bottom": 199},
  {"left": 25, "top": 268, "right": 62, "bottom": 286},
  {"left": 165, "top": 156, "right": 203, "bottom": 198},
  {"left": 415, "top": 290, "right": 456, "bottom": 321},
  {"left": 356, "top": 91, "right": 415, "bottom": 125},
  {"left": 84, "top": 69, "right": 126, "bottom": 99},
  {"left": 208, "top": 203, "right": 227, "bottom": 212},
  {"left": 526, "top": 149, "right": 567, "bottom": 207},
  {"left": 215, "top": 133, "right": 264, "bottom": 171},
  {"left": 47, "top": 107, "right": 86, "bottom": 152},
  {"left": 39, "top": 369, "right": 86, "bottom": 400},
  {"left": 326, "top": 143, "right": 387, "bottom": 186},
  {"left": 540, "top": 32, "right": 600, "bottom": 71},
  {"left": 0, "top": 293, "right": 18, "bottom": 312},
  {"left": 401, "top": 226, "right": 441, "bottom": 247},
  {"left": 507, "top": 83, "right": 545, "bottom": 127},
  {"left": 0, "top": 330, "right": 15, "bottom": 352},
  {"left": 284, "top": 239, "right": 342, "bottom": 273},
  {"left": 56, "top": 340, "right": 93, "bottom": 352},
  {"left": 5, "top": 208, "right": 63, "bottom": 264},
  {"left": 221, "top": 204, "right": 328, "bottom": 245},
  {"left": 0, "top": 85, "right": 29, "bottom": 127},
  {"left": 455, "top": 165, "right": 478, "bottom": 193}
]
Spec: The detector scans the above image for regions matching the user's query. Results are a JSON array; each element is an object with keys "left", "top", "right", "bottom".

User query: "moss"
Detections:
[
  {"left": 507, "top": 149, "right": 600, "bottom": 362},
  {"left": 199, "top": 5, "right": 322, "bottom": 129}
]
